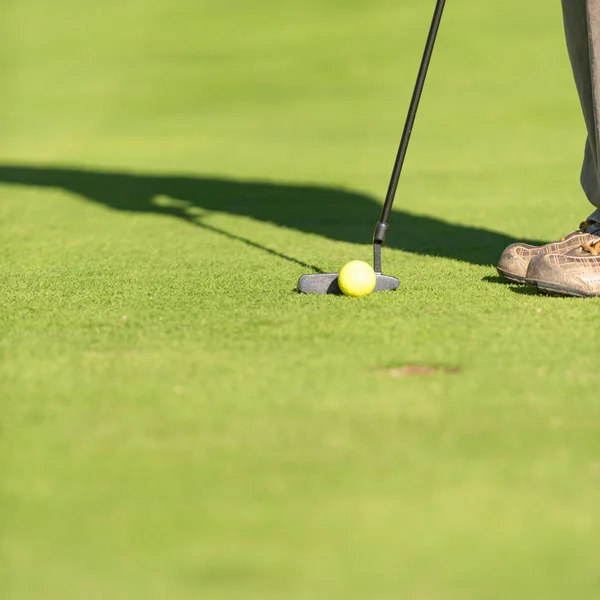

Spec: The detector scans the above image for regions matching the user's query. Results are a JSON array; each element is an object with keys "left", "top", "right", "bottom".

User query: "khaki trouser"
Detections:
[{"left": 562, "top": 0, "right": 600, "bottom": 220}]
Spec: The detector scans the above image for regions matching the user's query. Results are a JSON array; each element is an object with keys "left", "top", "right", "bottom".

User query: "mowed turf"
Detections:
[{"left": 2, "top": 1, "right": 600, "bottom": 598}]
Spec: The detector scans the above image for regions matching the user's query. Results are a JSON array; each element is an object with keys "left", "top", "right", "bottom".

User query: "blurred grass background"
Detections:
[{"left": 2, "top": 1, "right": 600, "bottom": 599}]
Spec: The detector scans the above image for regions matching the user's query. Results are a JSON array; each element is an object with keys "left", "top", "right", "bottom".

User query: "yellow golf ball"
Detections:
[{"left": 338, "top": 260, "right": 377, "bottom": 297}]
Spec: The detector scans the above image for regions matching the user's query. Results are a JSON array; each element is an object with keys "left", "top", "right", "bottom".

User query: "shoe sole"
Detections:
[
  {"left": 496, "top": 267, "right": 526, "bottom": 284},
  {"left": 527, "top": 278, "right": 597, "bottom": 298}
]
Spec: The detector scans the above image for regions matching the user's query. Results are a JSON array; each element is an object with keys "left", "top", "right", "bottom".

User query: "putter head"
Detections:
[{"left": 297, "top": 272, "right": 400, "bottom": 295}]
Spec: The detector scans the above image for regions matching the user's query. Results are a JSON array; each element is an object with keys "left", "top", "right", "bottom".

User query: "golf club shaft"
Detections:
[{"left": 375, "top": 0, "right": 447, "bottom": 244}]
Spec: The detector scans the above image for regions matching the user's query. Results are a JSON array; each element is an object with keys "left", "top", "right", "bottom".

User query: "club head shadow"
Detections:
[{"left": 297, "top": 273, "right": 400, "bottom": 295}]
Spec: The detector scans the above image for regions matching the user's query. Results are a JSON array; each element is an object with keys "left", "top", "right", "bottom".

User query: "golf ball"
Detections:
[{"left": 338, "top": 261, "right": 377, "bottom": 297}]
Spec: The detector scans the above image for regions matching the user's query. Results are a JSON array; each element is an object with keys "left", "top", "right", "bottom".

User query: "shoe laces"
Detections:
[{"left": 580, "top": 239, "right": 600, "bottom": 255}]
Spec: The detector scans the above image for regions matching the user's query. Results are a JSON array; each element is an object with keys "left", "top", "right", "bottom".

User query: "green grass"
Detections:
[{"left": 2, "top": 1, "right": 600, "bottom": 598}]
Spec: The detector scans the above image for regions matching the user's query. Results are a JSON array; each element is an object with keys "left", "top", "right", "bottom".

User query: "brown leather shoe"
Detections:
[
  {"left": 526, "top": 239, "right": 600, "bottom": 297},
  {"left": 497, "top": 221, "right": 600, "bottom": 283}
]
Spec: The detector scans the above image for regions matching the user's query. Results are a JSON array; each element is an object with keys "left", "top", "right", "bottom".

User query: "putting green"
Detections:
[{"left": 2, "top": 1, "right": 600, "bottom": 598}]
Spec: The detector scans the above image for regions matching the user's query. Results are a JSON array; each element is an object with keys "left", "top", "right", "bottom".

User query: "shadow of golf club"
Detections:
[
  {"left": 196, "top": 220, "right": 325, "bottom": 273},
  {"left": 0, "top": 164, "right": 544, "bottom": 268}
]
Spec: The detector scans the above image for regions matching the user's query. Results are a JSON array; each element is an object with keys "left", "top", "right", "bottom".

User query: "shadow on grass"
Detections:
[
  {"left": 509, "top": 286, "right": 548, "bottom": 296},
  {"left": 482, "top": 275, "right": 512, "bottom": 285},
  {"left": 0, "top": 163, "right": 544, "bottom": 269},
  {"left": 482, "top": 275, "right": 544, "bottom": 294}
]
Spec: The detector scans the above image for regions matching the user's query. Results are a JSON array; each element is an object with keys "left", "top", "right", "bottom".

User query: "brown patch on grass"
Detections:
[{"left": 379, "top": 365, "right": 462, "bottom": 377}]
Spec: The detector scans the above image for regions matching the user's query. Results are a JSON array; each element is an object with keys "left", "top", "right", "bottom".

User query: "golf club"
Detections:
[{"left": 298, "top": 0, "right": 447, "bottom": 294}]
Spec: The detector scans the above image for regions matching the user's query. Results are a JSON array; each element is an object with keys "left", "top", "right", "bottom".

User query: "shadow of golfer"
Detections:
[{"left": 0, "top": 163, "right": 542, "bottom": 268}]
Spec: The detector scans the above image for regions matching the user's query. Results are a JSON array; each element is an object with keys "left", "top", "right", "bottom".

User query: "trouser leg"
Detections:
[{"left": 562, "top": 0, "right": 600, "bottom": 217}]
